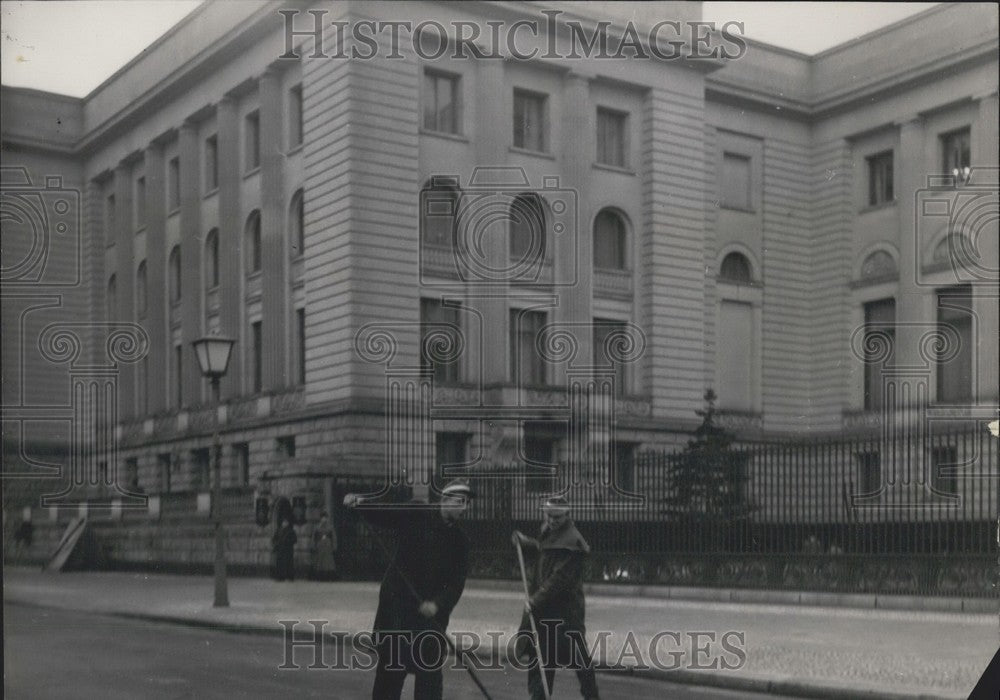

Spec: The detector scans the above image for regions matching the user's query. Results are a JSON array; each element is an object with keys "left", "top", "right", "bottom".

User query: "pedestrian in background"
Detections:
[
  {"left": 272, "top": 517, "right": 297, "bottom": 581},
  {"left": 512, "top": 495, "right": 600, "bottom": 700},
  {"left": 343, "top": 478, "right": 474, "bottom": 700},
  {"left": 310, "top": 511, "right": 338, "bottom": 581}
]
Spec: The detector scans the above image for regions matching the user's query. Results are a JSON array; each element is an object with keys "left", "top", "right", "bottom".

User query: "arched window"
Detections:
[
  {"left": 509, "top": 193, "right": 545, "bottom": 262},
  {"left": 420, "top": 180, "right": 459, "bottom": 248},
  {"left": 205, "top": 229, "right": 219, "bottom": 289},
  {"left": 136, "top": 260, "right": 148, "bottom": 318},
  {"left": 593, "top": 208, "right": 627, "bottom": 270},
  {"left": 245, "top": 210, "right": 261, "bottom": 274},
  {"left": 289, "top": 190, "right": 305, "bottom": 258},
  {"left": 168, "top": 245, "right": 181, "bottom": 303},
  {"left": 719, "top": 252, "right": 752, "bottom": 284},
  {"left": 107, "top": 274, "right": 117, "bottom": 320},
  {"left": 860, "top": 250, "right": 897, "bottom": 280}
]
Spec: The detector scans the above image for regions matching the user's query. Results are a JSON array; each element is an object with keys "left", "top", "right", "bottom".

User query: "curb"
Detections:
[{"left": 5, "top": 595, "right": 966, "bottom": 700}]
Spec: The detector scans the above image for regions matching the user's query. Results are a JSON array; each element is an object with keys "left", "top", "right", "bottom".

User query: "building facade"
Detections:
[{"left": 2, "top": 2, "right": 997, "bottom": 569}]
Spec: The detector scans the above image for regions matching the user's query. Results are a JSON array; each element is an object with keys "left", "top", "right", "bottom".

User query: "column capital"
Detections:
[{"left": 895, "top": 114, "right": 923, "bottom": 129}]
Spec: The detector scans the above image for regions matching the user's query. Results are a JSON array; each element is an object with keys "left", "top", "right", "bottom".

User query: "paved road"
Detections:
[{"left": 4, "top": 603, "right": 804, "bottom": 699}]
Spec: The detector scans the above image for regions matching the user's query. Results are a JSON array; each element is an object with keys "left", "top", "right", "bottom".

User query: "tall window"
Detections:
[
  {"left": 510, "top": 309, "right": 547, "bottom": 386},
  {"left": 716, "top": 300, "right": 755, "bottom": 410},
  {"left": 167, "top": 157, "right": 180, "bottom": 211},
  {"left": 168, "top": 245, "right": 181, "bottom": 303},
  {"left": 173, "top": 344, "right": 183, "bottom": 409},
  {"left": 936, "top": 285, "right": 973, "bottom": 403},
  {"left": 106, "top": 274, "right": 117, "bottom": 320},
  {"left": 205, "top": 229, "right": 219, "bottom": 289},
  {"left": 136, "top": 260, "right": 147, "bottom": 318},
  {"left": 863, "top": 298, "right": 895, "bottom": 411},
  {"left": 125, "top": 458, "right": 139, "bottom": 491},
  {"left": 158, "top": 453, "right": 172, "bottom": 493},
  {"left": 523, "top": 422, "right": 562, "bottom": 493},
  {"left": 721, "top": 152, "right": 751, "bottom": 210},
  {"left": 233, "top": 442, "right": 250, "bottom": 485},
  {"left": 139, "top": 357, "right": 149, "bottom": 415},
  {"left": 941, "top": 127, "right": 970, "bottom": 181},
  {"left": 135, "top": 177, "right": 146, "bottom": 229},
  {"left": 596, "top": 107, "right": 627, "bottom": 167},
  {"left": 295, "top": 307, "right": 306, "bottom": 386},
  {"left": 191, "top": 448, "right": 211, "bottom": 490},
  {"left": 612, "top": 441, "right": 637, "bottom": 493},
  {"left": 420, "top": 298, "right": 461, "bottom": 384},
  {"left": 593, "top": 319, "right": 628, "bottom": 397},
  {"left": 289, "top": 189, "right": 305, "bottom": 258},
  {"left": 245, "top": 110, "right": 260, "bottom": 171},
  {"left": 513, "top": 89, "right": 546, "bottom": 152},
  {"left": 720, "top": 252, "right": 752, "bottom": 284},
  {"left": 930, "top": 445, "right": 958, "bottom": 497},
  {"left": 435, "top": 432, "right": 467, "bottom": 483},
  {"left": 251, "top": 320, "right": 263, "bottom": 393},
  {"left": 867, "top": 151, "right": 894, "bottom": 206},
  {"left": 593, "top": 209, "right": 626, "bottom": 270},
  {"left": 420, "top": 180, "right": 460, "bottom": 247},
  {"left": 509, "top": 193, "right": 545, "bottom": 264},
  {"left": 288, "top": 84, "right": 303, "bottom": 148},
  {"left": 204, "top": 135, "right": 218, "bottom": 192},
  {"left": 245, "top": 211, "right": 262, "bottom": 274},
  {"left": 105, "top": 194, "right": 116, "bottom": 246},
  {"left": 856, "top": 451, "right": 881, "bottom": 496},
  {"left": 422, "top": 70, "right": 459, "bottom": 134}
]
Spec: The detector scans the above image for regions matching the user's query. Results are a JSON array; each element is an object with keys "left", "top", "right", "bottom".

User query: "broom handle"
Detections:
[{"left": 514, "top": 536, "right": 551, "bottom": 700}]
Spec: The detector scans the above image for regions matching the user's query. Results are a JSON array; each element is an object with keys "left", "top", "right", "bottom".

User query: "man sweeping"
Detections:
[
  {"left": 343, "top": 479, "right": 474, "bottom": 700},
  {"left": 512, "top": 496, "right": 600, "bottom": 700}
]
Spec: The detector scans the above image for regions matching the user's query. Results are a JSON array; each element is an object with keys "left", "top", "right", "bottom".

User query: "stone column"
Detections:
[
  {"left": 972, "top": 92, "right": 998, "bottom": 405},
  {"left": 179, "top": 120, "right": 204, "bottom": 405},
  {"left": 259, "top": 68, "right": 289, "bottom": 391},
  {"left": 217, "top": 97, "right": 243, "bottom": 399},
  {"left": 114, "top": 162, "right": 135, "bottom": 418},
  {"left": 144, "top": 143, "right": 167, "bottom": 413}
]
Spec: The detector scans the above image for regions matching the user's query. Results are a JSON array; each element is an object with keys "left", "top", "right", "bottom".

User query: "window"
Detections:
[
  {"left": 205, "top": 135, "right": 218, "bottom": 192},
  {"left": 167, "top": 157, "right": 180, "bottom": 211},
  {"left": 593, "top": 319, "right": 628, "bottom": 397},
  {"left": 513, "top": 89, "right": 546, "bottom": 152},
  {"left": 860, "top": 250, "right": 897, "bottom": 281},
  {"left": 523, "top": 422, "right": 562, "bottom": 493},
  {"left": 941, "top": 127, "right": 970, "bottom": 182},
  {"left": 139, "top": 357, "right": 149, "bottom": 416},
  {"left": 245, "top": 211, "right": 262, "bottom": 274},
  {"left": 720, "top": 152, "right": 751, "bottom": 210},
  {"left": 863, "top": 298, "right": 895, "bottom": 411},
  {"left": 136, "top": 260, "right": 147, "bottom": 318},
  {"left": 930, "top": 445, "right": 958, "bottom": 497},
  {"left": 105, "top": 194, "right": 116, "bottom": 245},
  {"left": 168, "top": 245, "right": 181, "bottom": 304},
  {"left": 510, "top": 309, "right": 547, "bottom": 386},
  {"left": 435, "top": 432, "right": 467, "bottom": 482},
  {"left": 420, "top": 298, "right": 461, "bottom": 384},
  {"left": 719, "top": 252, "right": 752, "bottom": 284},
  {"left": 233, "top": 442, "right": 250, "bottom": 485},
  {"left": 593, "top": 209, "right": 626, "bottom": 270},
  {"left": 423, "top": 70, "right": 459, "bottom": 134},
  {"left": 191, "top": 448, "right": 211, "bottom": 490},
  {"left": 288, "top": 84, "right": 303, "bottom": 148},
  {"left": 106, "top": 275, "right": 117, "bottom": 320},
  {"left": 158, "top": 453, "right": 172, "bottom": 493},
  {"left": 205, "top": 229, "right": 219, "bottom": 289},
  {"left": 420, "top": 180, "right": 459, "bottom": 247},
  {"left": 936, "top": 286, "right": 973, "bottom": 403},
  {"left": 295, "top": 308, "right": 306, "bottom": 386},
  {"left": 125, "top": 458, "right": 139, "bottom": 491},
  {"left": 245, "top": 111, "right": 260, "bottom": 171},
  {"left": 173, "top": 345, "right": 183, "bottom": 409},
  {"left": 276, "top": 435, "right": 296, "bottom": 458},
  {"left": 596, "top": 107, "right": 627, "bottom": 167},
  {"left": 716, "top": 301, "right": 755, "bottom": 411},
  {"left": 251, "top": 320, "right": 263, "bottom": 393},
  {"left": 289, "top": 189, "right": 304, "bottom": 258},
  {"left": 135, "top": 177, "right": 146, "bottom": 229},
  {"left": 509, "top": 193, "right": 545, "bottom": 264},
  {"left": 856, "top": 451, "right": 881, "bottom": 496},
  {"left": 867, "top": 151, "right": 893, "bottom": 206},
  {"left": 612, "top": 441, "right": 637, "bottom": 493}
]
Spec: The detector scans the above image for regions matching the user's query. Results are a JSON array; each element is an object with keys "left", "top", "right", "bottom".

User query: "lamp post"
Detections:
[{"left": 191, "top": 334, "right": 236, "bottom": 607}]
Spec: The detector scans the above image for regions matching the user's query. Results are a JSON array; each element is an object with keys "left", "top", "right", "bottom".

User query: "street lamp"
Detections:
[{"left": 191, "top": 333, "right": 236, "bottom": 607}]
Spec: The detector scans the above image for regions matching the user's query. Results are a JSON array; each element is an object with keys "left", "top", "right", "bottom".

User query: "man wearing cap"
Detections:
[
  {"left": 512, "top": 496, "right": 600, "bottom": 700},
  {"left": 343, "top": 478, "right": 474, "bottom": 700}
]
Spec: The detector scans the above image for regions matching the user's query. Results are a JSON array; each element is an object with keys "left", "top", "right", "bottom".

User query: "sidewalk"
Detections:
[{"left": 4, "top": 566, "right": 997, "bottom": 699}]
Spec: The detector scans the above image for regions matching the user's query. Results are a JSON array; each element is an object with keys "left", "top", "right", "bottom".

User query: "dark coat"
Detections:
[
  {"left": 357, "top": 502, "right": 470, "bottom": 637},
  {"left": 520, "top": 518, "right": 590, "bottom": 630}
]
